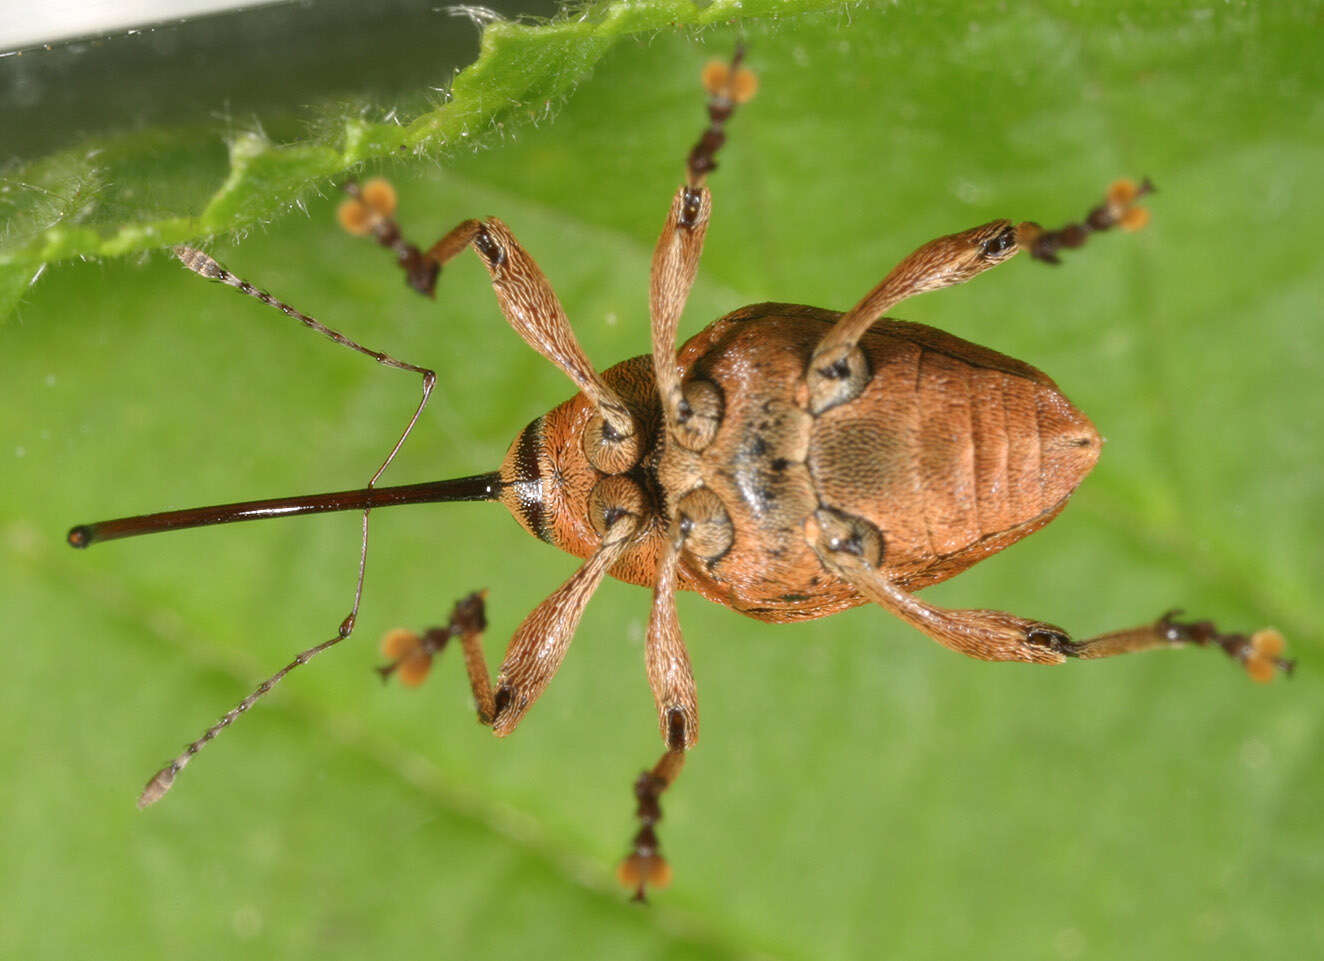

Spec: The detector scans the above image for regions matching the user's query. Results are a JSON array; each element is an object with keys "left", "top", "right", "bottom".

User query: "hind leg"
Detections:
[{"left": 806, "top": 508, "right": 1292, "bottom": 680}]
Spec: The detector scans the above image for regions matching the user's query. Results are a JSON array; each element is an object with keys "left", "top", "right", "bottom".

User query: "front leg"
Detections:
[
  {"left": 379, "top": 591, "right": 497, "bottom": 723},
  {"left": 338, "top": 180, "right": 640, "bottom": 473},
  {"left": 383, "top": 480, "right": 644, "bottom": 736},
  {"left": 807, "top": 508, "right": 1292, "bottom": 679}
]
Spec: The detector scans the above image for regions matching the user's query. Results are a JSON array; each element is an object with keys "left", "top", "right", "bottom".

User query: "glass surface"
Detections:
[{"left": 3, "top": 0, "right": 562, "bottom": 160}]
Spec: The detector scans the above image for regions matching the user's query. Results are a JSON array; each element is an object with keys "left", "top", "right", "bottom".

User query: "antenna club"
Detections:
[
  {"left": 173, "top": 246, "right": 224, "bottom": 279},
  {"left": 137, "top": 765, "right": 177, "bottom": 809}
]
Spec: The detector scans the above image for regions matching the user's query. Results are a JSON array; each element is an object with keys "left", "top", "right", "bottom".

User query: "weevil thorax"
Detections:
[{"left": 497, "top": 304, "right": 1100, "bottom": 625}]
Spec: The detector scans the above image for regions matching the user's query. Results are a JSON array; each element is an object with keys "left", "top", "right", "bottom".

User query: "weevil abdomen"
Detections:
[
  {"left": 806, "top": 312, "right": 1101, "bottom": 593},
  {"left": 665, "top": 305, "right": 1094, "bottom": 620},
  {"left": 506, "top": 303, "right": 1099, "bottom": 625}
]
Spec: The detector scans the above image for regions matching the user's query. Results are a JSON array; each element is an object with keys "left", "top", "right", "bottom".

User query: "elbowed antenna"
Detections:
[
  {"left": 69, "top": 469, "right": 506, "bottom": 810},
  {"left": 67, "top": 473, "right": 503, "bottom": 548}
]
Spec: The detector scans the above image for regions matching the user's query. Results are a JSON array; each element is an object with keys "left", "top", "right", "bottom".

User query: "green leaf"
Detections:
[
  {"left": 0, "top": 0, "right": 844, "bottom": 299},
  {"left": 3, "top": 3, "right": 1322, "bottom": 960}
]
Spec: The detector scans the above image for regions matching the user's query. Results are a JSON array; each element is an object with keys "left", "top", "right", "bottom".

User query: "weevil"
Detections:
[{"left": 69, "top": 50, "right": 1292, "bottom": 900}]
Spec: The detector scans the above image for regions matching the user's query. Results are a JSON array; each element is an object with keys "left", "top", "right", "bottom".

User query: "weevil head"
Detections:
[
  {"left": 496, "top": 354, "right": 662, "bottom": 563},
  {"left": 498, "top": 410, "right": 590, "bottom": 550}
]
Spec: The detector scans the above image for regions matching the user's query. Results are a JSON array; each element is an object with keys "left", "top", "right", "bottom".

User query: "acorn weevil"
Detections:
[{"left": 68, "top": 49, "right": 1292, "bottom": 901}]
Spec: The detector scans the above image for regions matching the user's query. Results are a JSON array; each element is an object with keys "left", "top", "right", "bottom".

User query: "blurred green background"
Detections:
[{"left": 3, "top": 2, "right": 1321, "bottom": 959}]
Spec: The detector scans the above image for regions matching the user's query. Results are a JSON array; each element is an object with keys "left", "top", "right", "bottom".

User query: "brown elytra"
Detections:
[{"left": 69, "top": 49, "right": 1290, "bottom": 901}]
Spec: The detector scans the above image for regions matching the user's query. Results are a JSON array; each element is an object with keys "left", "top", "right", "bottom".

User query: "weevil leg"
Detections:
[
  {"left": 650, "top": 184, "right": 713, "bottom": 436},
  {"left": 645, "top": 531, "right": 700, "bottom": 747},
  {"left": 378, "top": 592, "right": 497, "bottom": 724},
  {"left": 804, "top": 178, "right": 1154, "bottom": 414},
  {"left": 139, "top": 249, "right": 439, "bottom": 808},
  {"left": 648, "top": 48, "right": 755, "bottom": 437},
  {"left": 804, "top": 219, "right": 1022, "bottom": 414},
  {"left": 611, "top": 52, "right": 756, "bottom": 899},
  {"left": 493, "top": 478, "right": 646, "bottom": 734},
  {"left": 687, "top": 46, "right": 756, "bottom": 187},
  {"left": 338, "top": 178, "right": 441, "bottom": 294},
  {"left": 383, "top": 499, "right": 643, "bottom": 734},
  {"left": 340, "top": 183, "right": 640, "bottom": 473},
  {"left": 806, "top": 509, "right": 1292, "bottom": 679},
  {"left": 615, "top": 532, "right": 700, "bottom": 901},
  {"left": 807, "top": 506, "right": 1071, "bottom": 664},
  {"left": 619, "top": 729, "right": 688, "bottom": 903},
  {"left": 1060, "top": 612, "right": 1294, "bottom": 681},
  {"left": 1019, "top": 178, "right": 1155, "bottom": 265}
]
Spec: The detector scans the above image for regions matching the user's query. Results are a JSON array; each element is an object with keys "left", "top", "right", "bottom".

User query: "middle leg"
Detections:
[
  {"left": 804, "top": 178, "right": 1154, "bottom": 414},
  {"left": 649, "top": 47, "right": 757, "bottom": 446},
  {"left": 618, "top": 742, "right": 686, "bottom": 903},
  {"left": 611, "top": 50, "right": 759, "bottom": 900}
]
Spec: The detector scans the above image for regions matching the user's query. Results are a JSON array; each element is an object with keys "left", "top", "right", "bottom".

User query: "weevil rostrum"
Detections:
[{"left": 68, "top": 51, "right": 1292, "bottom": 900}]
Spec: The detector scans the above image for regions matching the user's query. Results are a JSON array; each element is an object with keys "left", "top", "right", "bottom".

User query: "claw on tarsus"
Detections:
[{"left": 1157, "top": 610, "right": 1294, "bottom": 682}]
